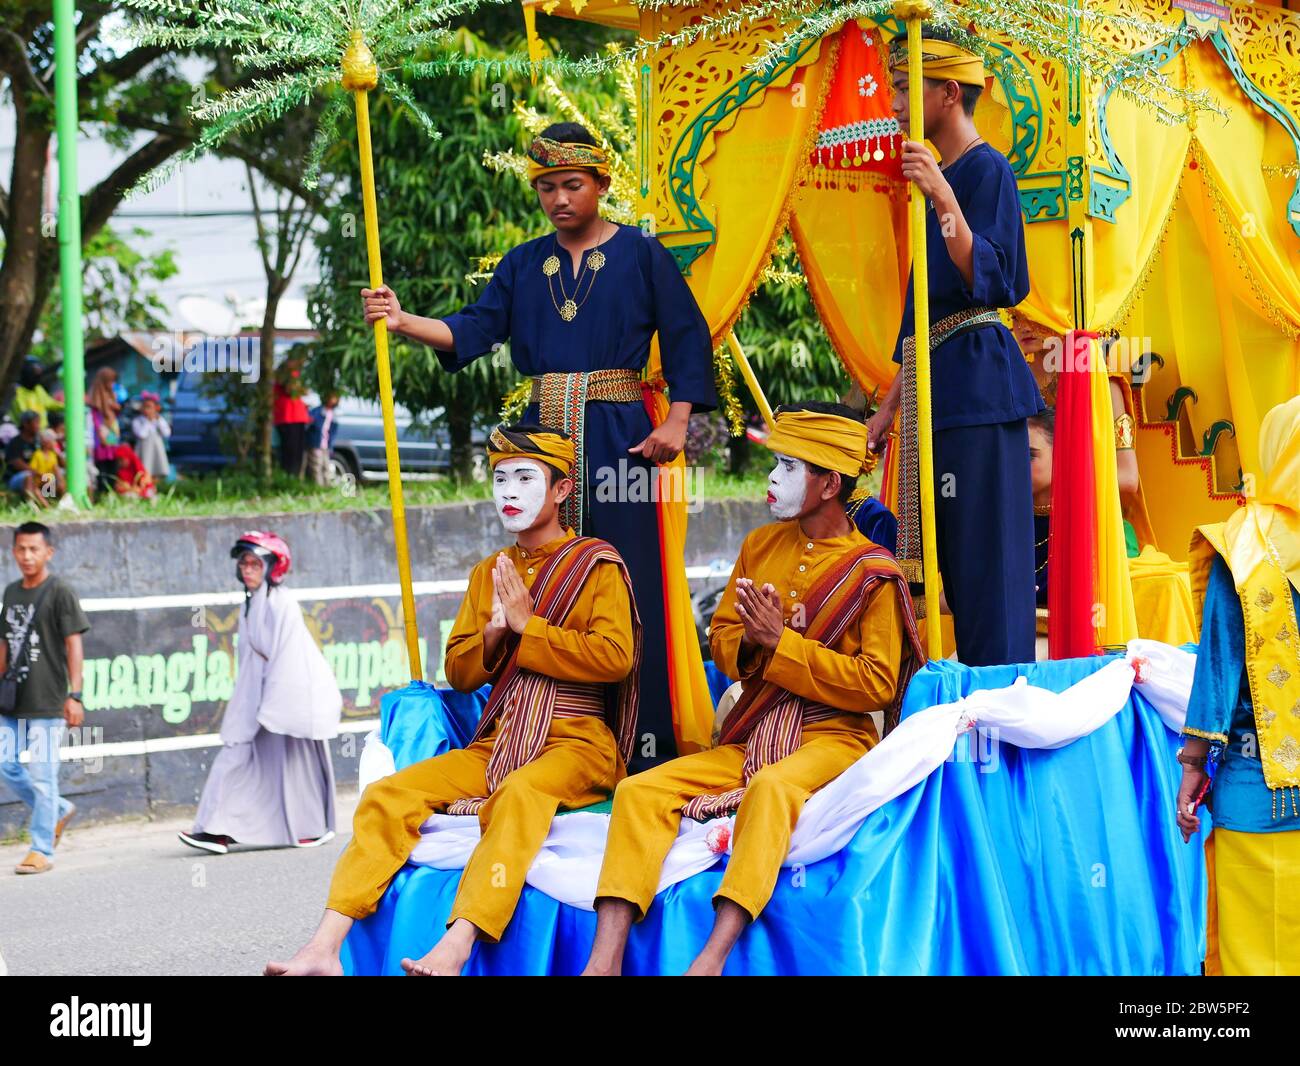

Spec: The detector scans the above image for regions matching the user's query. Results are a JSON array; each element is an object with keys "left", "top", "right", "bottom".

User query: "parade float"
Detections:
[
  {"left": 340, "top": 0, "right": 1300, "bottom": 975},
  {"left": 114, "top": 0, "right": 1300, "bottom": 974}
]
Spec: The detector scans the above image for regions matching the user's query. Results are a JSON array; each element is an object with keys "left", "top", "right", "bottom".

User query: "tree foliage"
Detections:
[{"left": 307, "top": 15, "right": 624, "bottom": 479}]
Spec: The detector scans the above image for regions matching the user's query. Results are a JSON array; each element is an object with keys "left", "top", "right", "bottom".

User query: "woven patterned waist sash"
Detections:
[
  {"left": 443, "top": 676, "right": 607, "bottom": 817},
  {"left": 528, "top": 367, "right": 643, "bottom": 406},
  {"left": 530, "top": 368, "right": 645, "bottom": 534},
  {"left": 680, "top": 697, "right": 850, "bottom": 822},
  {"left": 900, "top": 306, "right": 1002, "bottom": 360},
  {"left": 896, "top": 306, "right": 1002, "bottom": 590},
  {"left": 550, "top": 679, "right": 608, "bottom": 720}
]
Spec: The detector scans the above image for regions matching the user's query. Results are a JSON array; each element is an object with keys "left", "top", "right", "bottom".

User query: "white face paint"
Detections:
[
  {"left": 493, "top": 458, "right": 550, "bottom": 533},
  {"left": 767, "top": 453, "right": 809, "bottom": 520}
]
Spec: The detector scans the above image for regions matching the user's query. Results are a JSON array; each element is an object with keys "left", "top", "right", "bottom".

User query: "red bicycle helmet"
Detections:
[{"left": 231, "top": 530, "right": 291, "bottom": 585}]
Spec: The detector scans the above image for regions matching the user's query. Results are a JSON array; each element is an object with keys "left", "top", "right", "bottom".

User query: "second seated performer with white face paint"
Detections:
[
  {"left": 583, "top": 402, "right": 927, "bottom": 976},
  {"left": 267, "top": 423, "right": 640, "bottom": 978}
]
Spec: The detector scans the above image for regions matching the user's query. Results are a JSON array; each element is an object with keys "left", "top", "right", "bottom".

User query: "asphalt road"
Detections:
[{"left": 0, "top": 790, "right": 359, "bottom": 977}]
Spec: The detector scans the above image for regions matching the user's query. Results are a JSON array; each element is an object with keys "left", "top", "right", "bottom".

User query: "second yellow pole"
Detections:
[{"left": 901, "top": 6, "right": 942, "bottom": 659}]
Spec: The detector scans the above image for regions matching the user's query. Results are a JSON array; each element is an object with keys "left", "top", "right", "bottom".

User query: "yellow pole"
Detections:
[
  {"left": 897, "top": 2, "right": 942, "bottom": 658},
  {"left": 344, "top": 32, "right": 423, "bottom": 680},
  {"left": 725, "top": 330, "right": 775, "bottom": 429}
]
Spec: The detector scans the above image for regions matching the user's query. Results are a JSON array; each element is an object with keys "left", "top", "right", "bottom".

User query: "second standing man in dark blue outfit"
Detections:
[{"left": 867, "top": 26, "right": 1044, "bottom": 667}]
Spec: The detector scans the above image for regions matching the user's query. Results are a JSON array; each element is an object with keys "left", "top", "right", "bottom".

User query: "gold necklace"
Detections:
[{"left": 542, "top": 222, "right": 612, "bottom": 322}]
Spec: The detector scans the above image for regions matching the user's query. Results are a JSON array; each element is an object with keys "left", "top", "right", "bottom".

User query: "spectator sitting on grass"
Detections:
[
  {"left": 88, "top": 368, "right": 155, "bottom": 500},
  {"left": 47, "top": 411, "right": 65, "bottom": 460},
  {"left": 5, "top": 411, "right": 41, "bottom": 502},
  {"left": 28, "top": 431, "right": 64, "bottom": 507}
]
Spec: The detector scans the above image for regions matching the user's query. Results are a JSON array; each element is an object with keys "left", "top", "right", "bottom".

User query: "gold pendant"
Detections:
[
  {"left": 587, "top": 250, "right": 606, "bottom": 271},
  {"left": 560, "top": 299, "right": 578, "bottom": 322},
  {"left": 542, "top": 255, "right": 560, "bottom": 277}
]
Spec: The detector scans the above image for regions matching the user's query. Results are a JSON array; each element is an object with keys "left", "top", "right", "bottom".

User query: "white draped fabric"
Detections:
[{"left": 356, "top": 640, "right": 1195, "bottom": 911}]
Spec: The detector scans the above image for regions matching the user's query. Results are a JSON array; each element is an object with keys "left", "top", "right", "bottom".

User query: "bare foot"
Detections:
[
  {"left": 264, "top": 945, "right": 344, "bottom": 976},
  {"left": 400, "top": 923, "right": 476, "bottom": 976},
  {"left": 579, "top": 962, "right": 621, "bottom": 977}
]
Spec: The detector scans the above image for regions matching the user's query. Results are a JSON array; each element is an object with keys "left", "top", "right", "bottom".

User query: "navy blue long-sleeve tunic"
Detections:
[
  {"left": 891, "top": 144, "right": 1043, "bottom": 430},
  {"left": 432, "top": 221, "right": 717, "bottom": 767}
]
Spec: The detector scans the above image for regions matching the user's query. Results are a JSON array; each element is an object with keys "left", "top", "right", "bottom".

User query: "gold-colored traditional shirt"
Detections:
[
  {"left": 444, "top": 529, "right": 635, "bottom": 691},
  {"left": 710, "top": 520, "right": 904, "bottom": 713}
]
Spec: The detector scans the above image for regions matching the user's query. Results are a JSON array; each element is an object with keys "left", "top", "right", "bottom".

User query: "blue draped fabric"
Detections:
[
  {"left": 377, "top": 682, "right": 488, "bottom": 769},
  {"left": 341, "top": 655, "right": 1209, "bottom": 975},
  {"left": 847, "top": 494, "right": 898, "bottom": 556}
]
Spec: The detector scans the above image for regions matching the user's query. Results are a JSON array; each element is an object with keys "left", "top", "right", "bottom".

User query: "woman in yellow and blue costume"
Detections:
[{"left": 1178, "top": 395, "right": 1300, "bottom": 975}]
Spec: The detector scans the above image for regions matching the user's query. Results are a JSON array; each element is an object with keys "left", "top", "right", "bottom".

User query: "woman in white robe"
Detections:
[{"left": 180, "top": 532, "right": 343, "bottom": 854}]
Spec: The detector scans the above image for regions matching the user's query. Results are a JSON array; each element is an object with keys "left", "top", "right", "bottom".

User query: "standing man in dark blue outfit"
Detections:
[
  {"left": 361, "top": 122, "right": 718, "bottom": 769},
  {"left": 866, "top": 26, "right": 1044, "bottom": 667}
]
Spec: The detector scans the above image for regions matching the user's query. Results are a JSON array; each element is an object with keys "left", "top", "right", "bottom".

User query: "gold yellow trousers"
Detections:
[
  {"left": 596, "top": 714, "right": 876, "bottom": 922},
  {"left": 1210, "top": 827, "right": 1300, "bottom": 976},
  {"left": 326, "top": 714, "right": 621, "bottom": 942}
]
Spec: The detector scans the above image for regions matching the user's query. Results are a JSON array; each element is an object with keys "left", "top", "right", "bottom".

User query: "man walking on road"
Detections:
[{"left": 0, "top": 521, "right": 90, "bottom": 875}]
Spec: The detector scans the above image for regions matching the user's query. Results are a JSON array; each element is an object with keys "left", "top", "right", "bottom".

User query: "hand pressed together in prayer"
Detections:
[
  {"left": 735, "top": 578, "right": 786, "bottom": 651},
  {"left": 492, "top": 553, "right": 534, "bottom": 635}
]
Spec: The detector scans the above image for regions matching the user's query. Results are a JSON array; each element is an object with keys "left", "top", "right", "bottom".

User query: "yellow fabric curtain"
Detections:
[
  {"left": 664, "top": 38, "right": 837, "bottom": 345},
  {"left": 791, "top": 180, "right": 910, "bottom": 394},
  {"left": 1184, "top": 43, "right": 1300, "bottom": 337},
  {"left": 642, "top": 24, "right": 836, "bottom": 751},
  {"left": 1091, "top": 87, "right": 1194, "bottom": 330}
]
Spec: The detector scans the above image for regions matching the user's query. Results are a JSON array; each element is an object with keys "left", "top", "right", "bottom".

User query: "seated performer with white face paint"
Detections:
[
  {"left": 582, "top": 402, "right": 925, "bottom": 976},
  {"left": 266, "top": 423, "right": 640, "bottom": 977}
]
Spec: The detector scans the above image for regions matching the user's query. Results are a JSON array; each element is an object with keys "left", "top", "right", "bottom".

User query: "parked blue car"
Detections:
[{"left": 165, "top": 367, "right": 478, "bottom": 479}]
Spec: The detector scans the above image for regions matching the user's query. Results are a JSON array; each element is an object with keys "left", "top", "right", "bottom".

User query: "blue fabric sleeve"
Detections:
[
  {"left": 1183, "top": 556, "right": 1242, "bottom": 745},
  {"left": 645, "top": 234, "right": 718, "bottom": 412},
  {"left": 960, "top": 159, "right": 1028, "bottom": 308},
  {"left": 435, "top": 247, "right": 516, "bottom": 372}
]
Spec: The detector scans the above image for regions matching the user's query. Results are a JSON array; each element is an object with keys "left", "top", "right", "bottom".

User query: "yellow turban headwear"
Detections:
[
  {"left": 889, "top": 36, "right": 986, "bottom": 87},
  {"left": 526, "top": 136, "right": 610, "bottom": 184},
  {"left": 488, "top": 423, "right": 575, "bottom": 479},
  {"left": 763, "top": 408, "right": 871, "bottom": 477}
]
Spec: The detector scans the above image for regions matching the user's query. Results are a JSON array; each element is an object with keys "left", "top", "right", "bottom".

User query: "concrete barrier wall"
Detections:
[{"left": 0, "top": 499, "right": 766, "bottom": 837}]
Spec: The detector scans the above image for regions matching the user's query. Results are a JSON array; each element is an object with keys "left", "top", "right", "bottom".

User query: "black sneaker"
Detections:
[{"left": 178, "top": 831, "right": 233, "bottom": 855}]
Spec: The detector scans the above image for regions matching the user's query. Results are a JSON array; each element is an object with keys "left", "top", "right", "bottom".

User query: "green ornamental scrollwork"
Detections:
[
  {"left": 1092, "top": 20, "right": 1300, "bottom": 236},
  {"left": 1206, "top": 28, "right": 1300, "bottom": 238},
  {"left": 663, "top": 33, "right": 823, "bottom": 274},
  {"left": 1091, "top": 31, "right": 1190, "bottom": 224}
]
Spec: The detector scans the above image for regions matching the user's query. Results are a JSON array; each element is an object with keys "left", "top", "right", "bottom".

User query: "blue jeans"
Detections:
[{"left": 0, "top": 714, "right": 72, "bottom": 856}]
